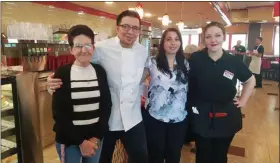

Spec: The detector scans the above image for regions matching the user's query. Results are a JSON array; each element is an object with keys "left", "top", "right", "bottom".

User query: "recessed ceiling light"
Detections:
[
  {"left": 105, "top": 2, "right": 114, "bottom": 4},
  {"left": 78, "top": 11, "right": 85, "bottom": 15},
  {"left": 145, "top": 13, "right": 152, "bottom": 17},
  {"left": 128, "top": 8, "right": 135, "bottom": 11},
  {"left": 206, "top": 21, "right": 211, "bottom": 24}
]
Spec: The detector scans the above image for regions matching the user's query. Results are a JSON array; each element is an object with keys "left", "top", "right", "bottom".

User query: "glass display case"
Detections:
[{"left": 1, "top": 75, "right": 22, "bottom": 163}]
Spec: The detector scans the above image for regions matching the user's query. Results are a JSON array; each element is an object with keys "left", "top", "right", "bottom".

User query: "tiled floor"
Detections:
[{"left": 43, "top": 80, "right": 279, "bottom": 163}]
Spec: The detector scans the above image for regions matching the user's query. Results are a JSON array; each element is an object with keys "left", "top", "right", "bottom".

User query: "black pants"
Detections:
[
  {"left": 253, "top": 73, "right": 262, "bottom": 87},
  {"left": 195, "top": 134, "right": 235, "bottom": 163},
  {"left": 184, "top": 118, "right": 195, "bottom": 144},
  {"left": 99, "top": 121, "right": 148, "bottom": 163},
  {"left": 143, "top": 110, "right": 187, "bottom": 163}
]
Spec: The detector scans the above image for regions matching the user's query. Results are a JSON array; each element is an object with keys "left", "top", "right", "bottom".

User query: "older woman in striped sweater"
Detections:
[{"left": 52, "top": 25, "right": 112, "bottom": 163}]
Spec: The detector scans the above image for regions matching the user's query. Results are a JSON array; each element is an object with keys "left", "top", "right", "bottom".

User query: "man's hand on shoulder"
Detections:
[{"left": 47, "top": 73, "right": 63, "bottom": 94}]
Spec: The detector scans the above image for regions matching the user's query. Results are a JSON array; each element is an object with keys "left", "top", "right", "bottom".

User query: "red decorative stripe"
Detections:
[
  {"left": 273, "top": 2, "right": 279, "bottom": 17},
  {"left": 32, "top": 1, "right": 151, "bottom": 26},
  {"left": 188, "top": 34, "right": 191, "bottom": 45},
  {"left": 228, "top": 34, "right": 232, "bottom": 50}
]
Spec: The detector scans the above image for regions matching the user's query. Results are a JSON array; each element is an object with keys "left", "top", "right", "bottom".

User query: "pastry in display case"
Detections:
[{"left": 1, "top": 75, "right": 23, "bottom": 163}]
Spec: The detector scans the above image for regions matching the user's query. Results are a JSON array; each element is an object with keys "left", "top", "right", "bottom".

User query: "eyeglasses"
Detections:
[
  {"left": 73, "top": 44, "right": 94, "bottom": 50},
  {"left": 119, "top": 24, "right": 141, "bottom": 32}
]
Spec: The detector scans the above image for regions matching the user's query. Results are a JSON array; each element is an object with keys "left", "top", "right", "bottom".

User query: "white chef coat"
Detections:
[{"left": 92, "top": 36, "right": 148, "bottom": 131}]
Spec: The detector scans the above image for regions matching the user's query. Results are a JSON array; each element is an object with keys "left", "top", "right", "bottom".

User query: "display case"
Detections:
[{"left": 1, "top": 75, "right": 23, "bottom": 163}]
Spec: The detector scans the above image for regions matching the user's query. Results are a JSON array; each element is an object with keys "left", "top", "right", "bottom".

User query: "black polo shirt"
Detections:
[
  {"left": 189, "top": 48, "right": 252, "bottom": 104},
  {"left": 254, "top": 44, "right": 264, "bottom": 57},
  {"left": 233, "top": 45, "right": 246, "bottom": 62},
  {"left": 233, "top": 45, "right": 246, "bottom": 54}
]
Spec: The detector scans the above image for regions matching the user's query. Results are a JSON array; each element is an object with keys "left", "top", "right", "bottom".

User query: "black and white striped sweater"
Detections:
[{"left": 52, "top": 63, "right": 112, "bottom": 146}]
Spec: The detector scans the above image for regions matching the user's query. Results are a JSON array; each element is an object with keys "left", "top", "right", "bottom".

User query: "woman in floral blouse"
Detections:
[{"left": 141, "top": 28, "right": 189, "bottom": 163}]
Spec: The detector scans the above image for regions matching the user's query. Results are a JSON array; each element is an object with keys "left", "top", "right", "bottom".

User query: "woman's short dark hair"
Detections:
[
  {"left": 156, "top": 28, "right": 188, "bottom": 83},
  {"left": 256, "top": 36, "right": 263, "bottom": 42},
  {"left": 116, "top": 10, "right": 141, "bottom": 26},
  {"left": 68, "top": 25, "right": 95, "bottom": 47}
]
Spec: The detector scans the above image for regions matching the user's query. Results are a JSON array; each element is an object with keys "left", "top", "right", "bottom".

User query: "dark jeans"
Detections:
[
  {"left": 99, "top": 121, "right": 148, "bottom": 163},
  {"left": 143, "top": 110, "right": 188, "bottom": 163},
  {"left": 253, "top": 73, "right": 262, "bottom": 87},
  {"left": 195, "top": 134, "right": 235, "bottom": 163}
]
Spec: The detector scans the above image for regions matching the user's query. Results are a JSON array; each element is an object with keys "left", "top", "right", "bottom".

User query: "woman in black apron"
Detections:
[{"left": 188, "top": 22, "right": 255, "bottom": 163}]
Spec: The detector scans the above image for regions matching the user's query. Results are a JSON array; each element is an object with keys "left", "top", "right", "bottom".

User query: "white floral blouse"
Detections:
[{"left": 145, "top": 56, "right": 189, "bottom": 123}]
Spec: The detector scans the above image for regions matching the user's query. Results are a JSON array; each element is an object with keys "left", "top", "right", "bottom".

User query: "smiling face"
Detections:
[
  {"left": 116, "top": 16, "right": 140, "bottom": 47},
  {"left": 256, "top": 37, "right": 262, "bottom": 45},
  {"left": 70, "top": 34, "right": 95, "bottom": 64},
  {"left": 204, "top": 26, "right": 225, "bottom": 53},
  {"left": 163, "top": 31, "right": 181, "bottom": 55}
]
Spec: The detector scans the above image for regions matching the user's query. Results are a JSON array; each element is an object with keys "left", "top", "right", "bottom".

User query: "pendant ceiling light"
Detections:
[
  {"left": 177, "top": 2, "right": 185, "bottom": 31},
  {"left": 162, "top": 1, "right": 169, "bottom": 26},
  {"left": 273, "top": 2, "right": 279, "bottom": 22},
  {"left": 162, "top": 14, "right": 170, "bottom": 26},
  {"left": 135, "top": 3, "right": 144, "bottom": 19}
]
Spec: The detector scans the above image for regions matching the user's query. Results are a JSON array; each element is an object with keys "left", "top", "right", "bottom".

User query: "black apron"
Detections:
[{"left": 190, "top": 100, "right": 242, "bottom": 138}]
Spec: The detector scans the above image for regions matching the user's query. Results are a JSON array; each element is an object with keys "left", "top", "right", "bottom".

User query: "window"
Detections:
[
  {"left": 274, "top": 26, "right": 279, "bottom": 56},
  {"left": 190, "top": 34, "right": 199, "bottom": 46},
  {"left": 222, "top": 34, "right": 230, "bottom": 50},
  {"left": 182, "top": 35, "right": 189, "bottom": 50},
  {"left": 231, "top": 34, "right": 247, "bottom": 49}
]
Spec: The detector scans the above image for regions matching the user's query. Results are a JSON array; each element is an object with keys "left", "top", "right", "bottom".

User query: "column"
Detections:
[{"left": 244, "top": 23, "right": 261, "bottom": 66}]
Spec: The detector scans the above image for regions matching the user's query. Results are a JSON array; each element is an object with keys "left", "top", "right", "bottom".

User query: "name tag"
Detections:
[{"left": 223, "top": 70, "right": 234, "bottom": 80}]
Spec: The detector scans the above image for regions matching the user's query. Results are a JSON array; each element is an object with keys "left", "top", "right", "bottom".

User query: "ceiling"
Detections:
[
  {"left": 72, "top": 2, "right": 225, "bottom": 28},
  {"left": 228, "top": 2, "right": 274, "bottom": 9}
]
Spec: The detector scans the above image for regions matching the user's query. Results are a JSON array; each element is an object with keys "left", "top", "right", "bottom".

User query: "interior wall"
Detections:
[
  {"left": 1, "top": 2, "right": 116, "bottom": 37},
  {"left": 231, "top": 7, "right": 275, "bottom": 23},
  {"left": 261, "top": 24, "right": 274, "bottom": 54},
  {"left": 226, "top": 24, "right": 248, "bottom": 34},
  {"left": 248, "top": 7, "right": 275, "bottom": 22},
  {"left": 225, "top": 23, "right": 275, "bottom": 55}
]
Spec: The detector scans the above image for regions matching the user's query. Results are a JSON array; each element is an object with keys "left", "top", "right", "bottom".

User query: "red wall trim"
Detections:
[
  {"left": 228, "top": 34, "right": 232, "bottom": 50},
  {"left": 188, "top": 34, "right": 191, "bottom": 45},
  {"left": 32, "top": 1, "right": 152, "bottom": 27},
  {"left": 199, "top": 34, "right": 202, "bottom": 45},
  {"left": 231, "top": 9, "right": 248, "bottom": 12}
]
